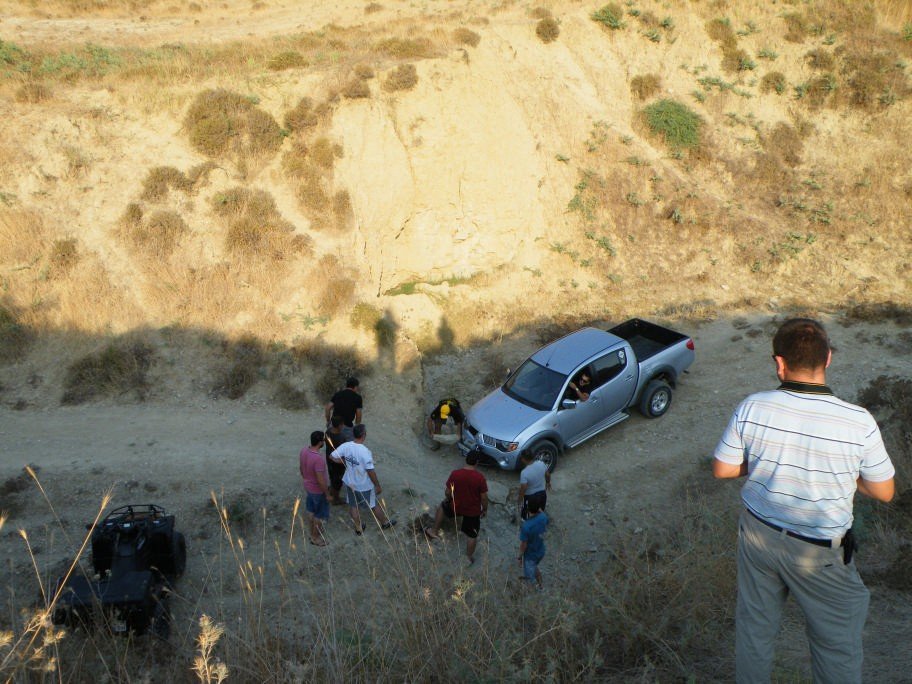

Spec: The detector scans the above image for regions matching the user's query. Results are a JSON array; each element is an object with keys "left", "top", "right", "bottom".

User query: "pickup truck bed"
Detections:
[{"left": 609, "top": 318, "right": 690, "bottom": 362}]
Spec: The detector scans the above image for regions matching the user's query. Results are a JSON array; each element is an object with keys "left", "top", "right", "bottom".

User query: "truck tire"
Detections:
[
  {"left": 171, "top": 532, "right": 187, "bottom": 578},
  {"left": 639, "top": 379, "right": 672, "bottom": 418},
  {"left": 529, "top": 440, "right": 559, "bottom": 473}
]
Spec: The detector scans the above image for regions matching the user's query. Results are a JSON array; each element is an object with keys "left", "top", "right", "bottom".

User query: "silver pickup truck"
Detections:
[{"left": 457, "top": 319, "right": 695, "bottom": 472}]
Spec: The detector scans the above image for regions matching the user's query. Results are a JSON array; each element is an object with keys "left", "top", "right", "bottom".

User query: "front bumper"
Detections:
[{"left": 458, "top": 428, "right": 518, "bottom": 470}]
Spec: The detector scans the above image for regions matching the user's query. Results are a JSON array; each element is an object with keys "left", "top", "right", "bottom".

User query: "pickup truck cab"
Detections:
[{"left": 457, "top": 319, "right": 695, "bottom": 472}]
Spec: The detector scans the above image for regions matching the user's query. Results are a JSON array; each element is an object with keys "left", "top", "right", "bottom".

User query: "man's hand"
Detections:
[{"left": 375, "top": 484, "right": 383, "bottom": 496}]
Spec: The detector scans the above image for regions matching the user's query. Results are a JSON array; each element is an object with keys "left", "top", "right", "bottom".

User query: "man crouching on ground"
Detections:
[
  {"left": 425, "top": 447, "right": 488, "bottom": 564},
  {"left": 713, "top": 317, "right": 895, "bottom": 683}
]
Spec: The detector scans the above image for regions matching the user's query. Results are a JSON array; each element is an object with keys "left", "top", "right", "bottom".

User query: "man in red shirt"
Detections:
[
  {"left": 425, "top": 447, "right": 488, "bottom": 563},
  {"left": 300, "top": 430, "right": 331, "bottom": 546}
]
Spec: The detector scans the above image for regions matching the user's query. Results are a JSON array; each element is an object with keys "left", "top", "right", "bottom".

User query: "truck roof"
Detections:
[{"left": 529, "top": 327, "right": 622, "bottom": 375}]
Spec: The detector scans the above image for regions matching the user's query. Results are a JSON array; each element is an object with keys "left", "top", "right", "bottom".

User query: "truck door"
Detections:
[{"left": 557, "top": 349, "right": 633, "bottom": 442}]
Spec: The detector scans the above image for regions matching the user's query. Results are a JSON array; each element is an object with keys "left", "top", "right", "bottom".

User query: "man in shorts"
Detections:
[
  {"left": 299, "top": 430, "right": 330, "bottom": 546},
  {"left": 517, "top": 449, "right": 551, "bottom": 521},
  {"left": 424, "top": 447, "right": 488, "bottom": 563},
  {"left": 518, "top": 497, "right": 549, "bottom": 589},
  {"left": 329, "top": 424, "right": 396, "bottom": 534}
]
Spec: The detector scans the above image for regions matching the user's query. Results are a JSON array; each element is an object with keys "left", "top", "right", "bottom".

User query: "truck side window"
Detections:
[{"left": 590, "top": 350, "right": 626, "bottom": 388}]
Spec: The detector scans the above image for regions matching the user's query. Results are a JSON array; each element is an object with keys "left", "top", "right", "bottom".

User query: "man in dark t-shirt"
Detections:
[
  {"left": 323, "top": 415, "right": 350, "bottom": 504},
  {"left": 424, "top": 447, "right": 488, "bottom": 563},
  {"left": 324, "top": 377, "right": 363, "bottom": 434}
]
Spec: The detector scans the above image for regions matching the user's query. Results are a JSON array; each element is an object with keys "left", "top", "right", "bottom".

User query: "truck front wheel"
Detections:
[
  {"left": 528, "top": 440, "right": 559, "bottom": 473},
  {"left": 639, "top": 380, "right": 672, "bottom": 418}
]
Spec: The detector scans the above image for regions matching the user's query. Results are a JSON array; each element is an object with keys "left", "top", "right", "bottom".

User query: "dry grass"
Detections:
[
  {"left": 310, "top": 137, "right": 343, "bottom": 170},
  {"left": 210, "top": 334, "right": 264, "bottom": 400},
  {"left": 342, "top": 78, "right": 371, "bottom": 99},
  {"left": 0, "top": 305, "right": 33, "bottom": 363},
  {"left": 120, "top": 208, "right": 189, "bottom": 258},
  {"left": 140, "top": 165, "right": 193, "bottom": 201},
  {"left": 383, "top": 63, "right": 418, "bottom": 92},
  {"left": 453, "top": 27, "right": 481, "bottom": 47},
  {"left": 374, "top": 37, "right": 436, "bottom": 59},
  {"left": 760, "top": 71, "right": 787, "bottom": 95},
  {"left": 47, "top": 238, "right": 79, "bottom": 277},
  {"left": 630, "top": 73, "right": 661, "bottom": 100},
  {"left": 61, "top": 340, "right": 154, "bottom": 404},
  {"left": 315, "top": 258, "right": 356, "bottom": 318},
  {"left": 283, "top": 97, "right": 321, "bottom": 133},
  {"left": 536, "top": 17, "right": 560, "bottom": 43},
  {"left": 211, "top": 187, "right": 304, "bottom": 260},
  {"left": 267, "top": 50, "right": 308, "bottom": 71},
  {"left": 14, "top": 81, "right": 51, "bottom": 103},
  {"left": 184, "top": 89, "right": 283, "bottom": 161}
]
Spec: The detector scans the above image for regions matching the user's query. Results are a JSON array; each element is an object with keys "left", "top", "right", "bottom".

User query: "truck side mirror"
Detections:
[{"left": 561, "top": 399, "right": 577, "bottom": 410}]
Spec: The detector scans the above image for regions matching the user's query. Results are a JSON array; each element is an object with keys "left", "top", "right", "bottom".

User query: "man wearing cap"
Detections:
[
  {"left": 426, "top": 398, "right": 464, "bottom": 446},
  {"left": 713, "top": 317, "right": 895, "bottom": 683}
]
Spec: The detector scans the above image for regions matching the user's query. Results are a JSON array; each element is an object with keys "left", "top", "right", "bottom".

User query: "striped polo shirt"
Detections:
[{"left": 714, "top": 381, "right": 894, "bottom": 539}]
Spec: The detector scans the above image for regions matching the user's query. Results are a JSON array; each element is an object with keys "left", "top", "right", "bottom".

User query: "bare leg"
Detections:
[
  {"left": 371, "top": 504, "right": 389, "bottom": 525},
  {"left": 466, "top": 536, "right": 478, "bottom": 563},
  {"left": 425, "top": 506, "right": 444, "bottom": 539},
  {"left": 348, "top": 506, "right": 362, "bottom": 531}
]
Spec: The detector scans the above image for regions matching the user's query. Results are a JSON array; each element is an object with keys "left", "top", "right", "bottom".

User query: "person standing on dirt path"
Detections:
[
  {"left": 300, "top": 430, "right": 331, "bottom": 547},
  {"left": 323, "top": 415, "right": 349, "bottom": 505},
  {"left": 425, "top": 447, "right": 489, "bottom": 564},
  {"left": 517, "top": 449, "right": 550, "bottom": 521},
  {"left": 329, "top": 424, "right": 396, "bottom": 534},
  {"left": 324, "top": 377, "right": 362, "bottom": 440},
  {"left": 712, "top": 317, "right": 895, "bottom": 684},
  {"left": 517, "top": 497, "right": 548, "bottom": 589}
]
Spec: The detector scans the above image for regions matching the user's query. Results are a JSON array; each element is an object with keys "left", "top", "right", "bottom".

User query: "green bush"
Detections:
[
  {"left": 592, "top": 4, "right": 625, "bottom": 29},
  {"left": 643, "top": 99, "right": 702, "bottom": 151}
]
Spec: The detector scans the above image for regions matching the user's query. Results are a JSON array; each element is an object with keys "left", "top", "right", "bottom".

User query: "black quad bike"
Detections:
[{"left": 51, "top": 504, "right": 186, "bottom": 638}]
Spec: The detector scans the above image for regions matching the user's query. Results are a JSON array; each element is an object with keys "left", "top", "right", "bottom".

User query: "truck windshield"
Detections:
[{"left": 503, "top": 359, "right": 567, "bottom": 411}]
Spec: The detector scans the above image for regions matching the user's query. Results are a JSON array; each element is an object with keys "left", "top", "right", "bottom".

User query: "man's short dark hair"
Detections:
[
  {"left": 346, "top": 377, "right": 359, "bottom": 389},
  {"left": 466, "top": 447, "right": 482, "bottom": 466},
  {"left": 330, "top": 415, "right": 344, "bottom": 428},
  {"left": 773, "top": 318, "right": 830, "bottom": 370},
  {"left": 527, "top": 498, "right": 542, "bottom": 515},
  {"left": 353, "top": 423, "right": 366, "bottom": 439},
  {"left": 519, "top": 449, "right": 534, "bottom": 463},
  {"left": 310, "top": 430, "right": 325, "bottom": 447}
]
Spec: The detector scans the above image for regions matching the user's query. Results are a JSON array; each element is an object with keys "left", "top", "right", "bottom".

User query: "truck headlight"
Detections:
[{"left": 494, "top": 439, "right": 519, "bottom": 452}]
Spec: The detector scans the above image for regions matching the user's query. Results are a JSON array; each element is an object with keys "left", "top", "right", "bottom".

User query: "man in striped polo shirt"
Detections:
[{"left": 713, "top": 318, "right": 895, "bottom": 683}]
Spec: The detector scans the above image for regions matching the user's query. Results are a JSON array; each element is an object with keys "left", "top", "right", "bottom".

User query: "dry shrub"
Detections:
[
  {"left": 316, "top": 276, "right": 356, "bottom": 318},
  {"left": 267, "top": 51, "right": 308, "bottom": 71},
  {"left": 293, "top": 339, "right": 371, "bottom": 398},
  {"left": 212, "top": 187, "right": 300, "bottom": 259},
  {"left": 536, "top": 18, "right": 560, "bottom": 43},
  {"left": 806, "top": 48, "right": 835, "bottom": 70},
  {"left": 706, "top": 17, "right": 737, "bottom": 50},
  {"left": 840, "top": 51, "right": 910, "bottom": 110},
  {"left": 342, "top": 78, "right": 371, "bottom": 99},
  {"left": 531, "top": 7, "right": 552, "bottom": 20},
  {"left": 273, "top": 380, "right": 309, "bottom": 410},
  {"left": 383, "top": 63, "right": 418, "bottom": 92},
  {"left": 803, "top": 74, "right": 837, "bottom": 108},
  {"left": 333, "top": 190, "right": 353, "bottom": 224},
  {"left": 375, "top": 37, "right": 435, "bottom": 59},
  {"left": 353, "top": 63, "right": 375, "bottom": 79},
  {"left": 140, "top": 166, "right": 193, "bottom": 201},
  {"left": 764, "top": 122, "right": 804, "bottom": 167},
  {"left": 0, "top": 305, "right": 33, "bottom": 364},
  {"left": 281, "top": 140, "right": 310, "bottom": 179},
  {"left": 211, "top": 335, "right": 264, "bottom": 400},
  {"left": 184, "top": 89, "right": 283, "bottom": 160},
  {"left": 630, "top": 74, "right": 661, "bottom": 100},
  {"left": 760, "top": 71, "right": 787, "bottom": 95},
  {"left": 364, "top": 2, "right": 382, "bottom": 13},
  {"left": 122, "top": 209, "right": 188, "bottom": 257},
  {"left": 453, "top": 27, "right": 481, "bottom": 47},
  {"left": 283, "top": 96, "right": 320, "bottom": 132},
  {"left": 310, "top": 137, "right": 342, "bottom": 170},
  {"left": 14, "top": 81, "right": 51, "bottom": 103},
  {"left": 782, "top": 12, "right": 808, "bottom": 42},
  {"left": 295, "top": 166, "right": 330, "bottom": 213},
  {"left": 61, "top": 341, "right": 154, "bottom": 404},
  {"left": 48, "top": 237, "right": 79, "bottom": 276}
]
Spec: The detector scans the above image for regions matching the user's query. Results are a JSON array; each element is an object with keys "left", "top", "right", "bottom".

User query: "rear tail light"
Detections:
[{"left": 686, "top": 339, "right": 695, "bottom": 351}]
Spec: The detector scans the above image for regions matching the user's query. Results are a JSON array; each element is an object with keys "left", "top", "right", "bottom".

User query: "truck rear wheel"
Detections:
[
  {"left": 639, "top": 380, "right": 672, "bottom": 418},
  {"left": 529, "top": 440, "right": 559, "bottom": 473}
]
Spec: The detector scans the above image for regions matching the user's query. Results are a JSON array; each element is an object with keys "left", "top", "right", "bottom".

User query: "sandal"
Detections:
[{"left": 381, "top": 520, "right": 397, "bottom": 530}]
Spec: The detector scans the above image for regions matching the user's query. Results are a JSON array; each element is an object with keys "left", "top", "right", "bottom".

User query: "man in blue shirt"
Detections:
[{"left": 518, "top": 498, "right": 549, "bottom": 589}]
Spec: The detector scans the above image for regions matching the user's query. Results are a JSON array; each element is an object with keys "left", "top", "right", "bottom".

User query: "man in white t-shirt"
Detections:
[
  {"left": 330, "top": 424, "right": 396, "bottom": 534},
  {"left": 713, "top": 318, "right": 895, "bottom": 683},
  {"left": 517, "top": 450, "right": 551, "bottom": 521}
]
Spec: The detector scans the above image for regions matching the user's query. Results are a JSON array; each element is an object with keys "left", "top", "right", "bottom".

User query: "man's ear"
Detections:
[
  {"left": 825, "top": 349, "right": 832, "bottom": 369},
  {"left": 774, "top": 355, "right": 788, "bottom": 379}
]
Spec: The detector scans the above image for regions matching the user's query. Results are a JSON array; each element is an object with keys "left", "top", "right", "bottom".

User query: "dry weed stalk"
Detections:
[{"left": 193, "top": 615, "right": 229, "bottom": 684}]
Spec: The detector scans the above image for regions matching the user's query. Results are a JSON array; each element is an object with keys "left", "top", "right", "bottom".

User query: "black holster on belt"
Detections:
[{"left": 842, "top": 528, "right": 856, "bottom": 565}]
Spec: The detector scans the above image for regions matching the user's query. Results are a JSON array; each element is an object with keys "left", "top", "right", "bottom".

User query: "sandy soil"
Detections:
[{"left": 2, "top": 312, "right": 911, "bottom": 678}]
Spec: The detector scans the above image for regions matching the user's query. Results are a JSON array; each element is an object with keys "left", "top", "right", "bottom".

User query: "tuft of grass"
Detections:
[
  {"left": 592, "top": 4, "right": 626, "bottom": 30},
  {"left": 211, "top": 187, "right": 300, "bottom": 259},
  {"left": 531, "top": 7, "right": 552, "bottom": 20},
  {"left": 61, "top": 341, "right": 154, "bottom": 404},
  {"left": 364, "top": 2, "right": 383, "bottom": 13},
  {"left": 375, "top": 37, "right": 435, "bottom": 59},
  {"left": 14, "top": 81, "right": 51, "bottom": 103},
  {"left": 0, "top": 306, "right": 32, "bottom": 364},
  {"left": 806, "top": 48, "right": 835, "bottom": 71},
  {"left": 630, "top": 73, "right": 661, "bottom": 100},
  {"left": 353, "top": 63, "right": 375, "bottom": 79},
  {"left": 121, "top": 209, "right": 188, "bottom": 258},
  {"left": 760, "top": 71, "right": 787, "bottom": 95},
  {"left": 342, "top": 78, "right": 371, "bottom": 99},
  {"left": 454, "top": 27, "right": 481, "bottom": 47},
  {"left": 383, "top": 63, "right": 418, "bottom": 92},
  {"left": 283, "top": 96, "right": 320, "bottom": 132},
  {"left": 273, "top": 380, "right": 310, "bottom": 410},
  {"left": 536, "top": 18, "right": 560, "bottom": 43},
  {"left": 782, "top": 12, "right": 808, "bottom": 43},
  {"left": 140, "top": 166, "right": 193, "bottom": 201},
  {"left": 643, "top": 99, "right": 702, "bottom": 152},
  {"left": 211, "top": 335, "right": 264, "bottom": 400},
  {"left": 184, "top": 89, "right": 283, "bottom": 160},
  {"left": 48, "top": 237, "right": 79, "bottom": 276},
  {"left": 310, "top": 137, "right": 343, "bottom": 170},
  {"left": 267, "top": 50, "right": 308, "bottom": 71}
]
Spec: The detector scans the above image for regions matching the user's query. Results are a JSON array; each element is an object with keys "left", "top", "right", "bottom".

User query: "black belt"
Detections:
[{"left": 746, "top": 508, "right": 841, "bottom": 548}]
